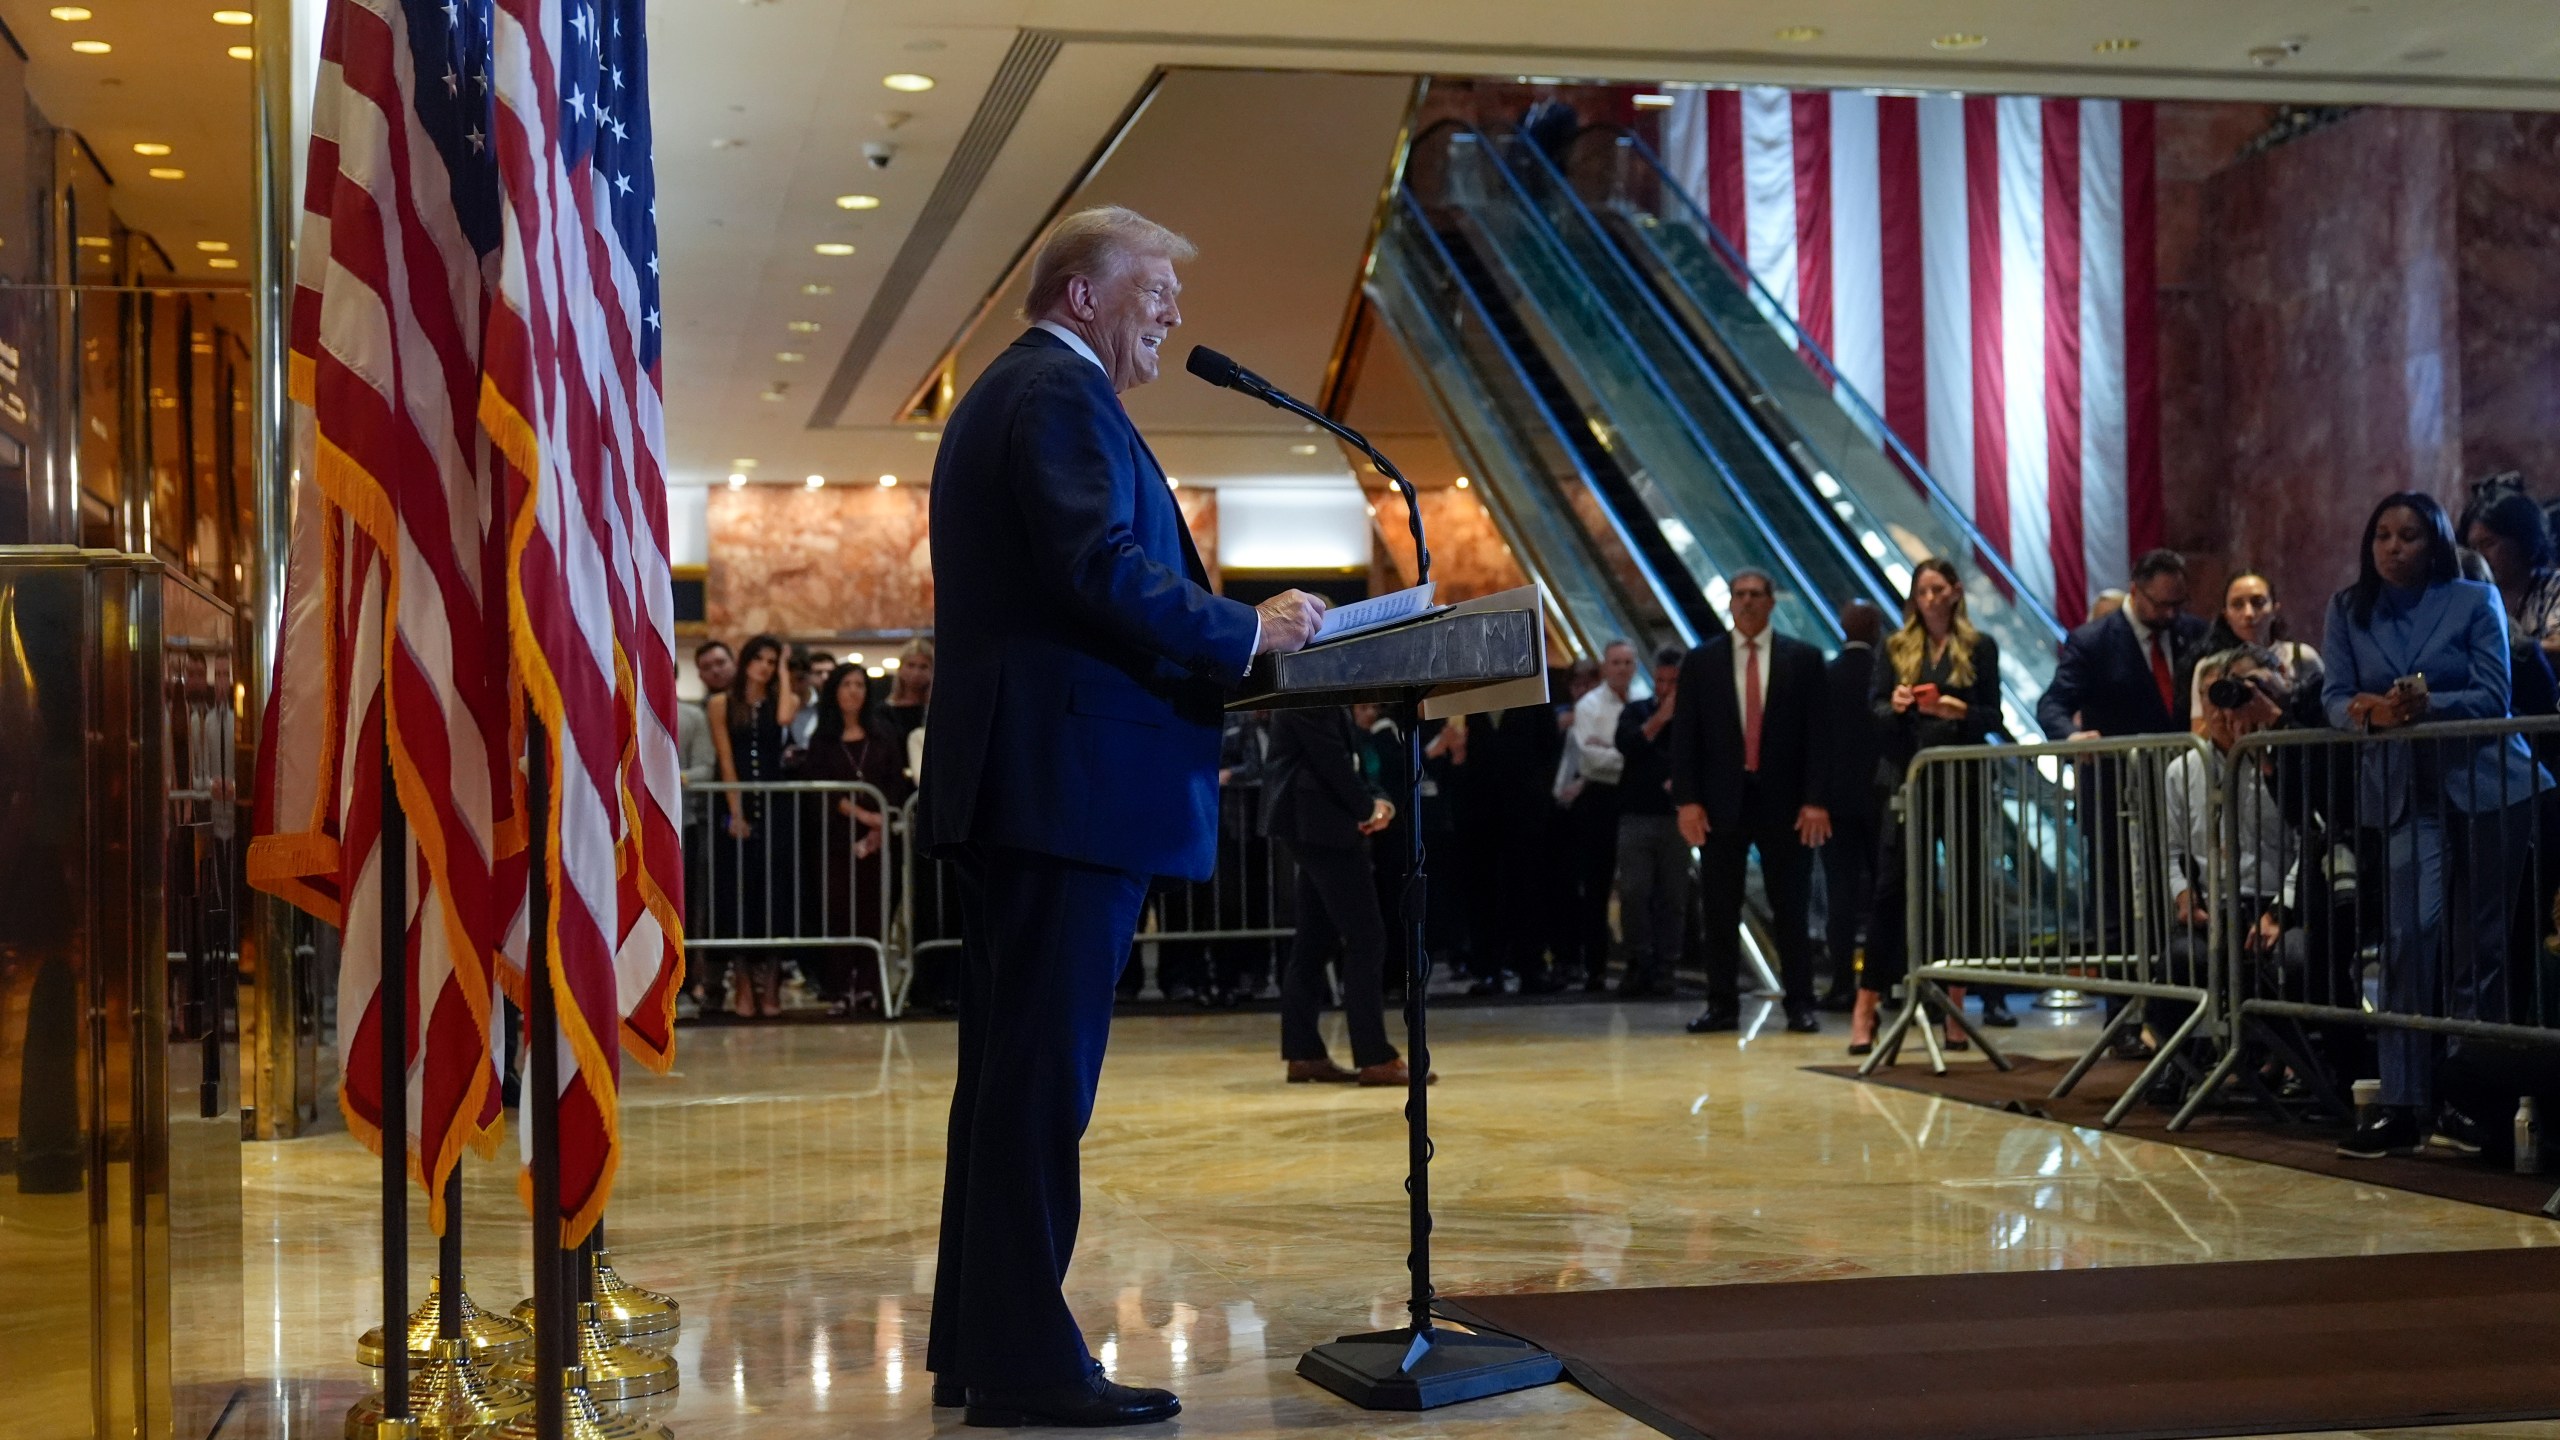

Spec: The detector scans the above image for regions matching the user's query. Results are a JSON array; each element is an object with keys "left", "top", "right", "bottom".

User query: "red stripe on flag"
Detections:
[
  {"left": 2120, "top": 101, "right": 2162, "bottom": 557},
  {"left": 1790, "top": 92, "right": 1832, "bottom": 355},
  {"left": 1964, "top": 97, "right": 2009, "bottom": 557},
  {"left": 1706, "top": 89, "right": 1744, "bottom": 253},
  {"left": 1876, "top": 96, "right": 1927, "bottom": 475},
  {"left": 2043, "top": 100, "right": 2087, "bottom": 629}
]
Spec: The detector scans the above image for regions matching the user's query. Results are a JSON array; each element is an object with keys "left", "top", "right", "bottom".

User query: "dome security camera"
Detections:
[{"left": 863, "top": 141, "right": 896, "bottom": 170}]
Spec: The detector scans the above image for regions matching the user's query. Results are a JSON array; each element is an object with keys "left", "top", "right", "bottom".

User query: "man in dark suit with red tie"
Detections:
[
  {"left": 1669, "top": 568, "right": 1832, "bottom": 1035},
  {"left": 919, "top": 206, "right": 1329, "bottom": 1428}
]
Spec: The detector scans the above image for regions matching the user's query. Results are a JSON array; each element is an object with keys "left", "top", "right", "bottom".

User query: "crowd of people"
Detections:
[{"left": 671, "top": 484, "right": 2559, "bottom": 1163}]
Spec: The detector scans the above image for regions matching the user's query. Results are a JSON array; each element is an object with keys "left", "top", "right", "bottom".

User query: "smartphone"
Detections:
[{"left": 1912, "top": 683, "right": 1941, "bottom": 708}]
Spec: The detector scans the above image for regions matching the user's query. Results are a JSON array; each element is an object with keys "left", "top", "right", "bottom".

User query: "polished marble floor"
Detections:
[{"left": 237, "top": 999, "right": 2559, "bottom": 1438}]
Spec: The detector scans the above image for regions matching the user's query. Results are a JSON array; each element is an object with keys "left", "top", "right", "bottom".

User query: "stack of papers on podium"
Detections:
[{"left": 1310, "top": 583, "right": 1439, "bottom": 645}]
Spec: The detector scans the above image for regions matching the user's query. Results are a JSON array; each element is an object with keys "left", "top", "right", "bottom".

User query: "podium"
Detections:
[{"left": 1232, "top": 585, "right": 1565, "bottom": 1408}]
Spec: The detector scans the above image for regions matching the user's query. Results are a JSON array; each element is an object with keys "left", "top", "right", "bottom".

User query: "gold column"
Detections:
[{"left": 240, "top": 0, "right": 323, "bottom": 1140}]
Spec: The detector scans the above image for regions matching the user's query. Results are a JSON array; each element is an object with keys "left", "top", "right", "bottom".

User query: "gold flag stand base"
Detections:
[
  {"left": 494, "top": 1304, "right": 678, "bottom": 1401},
  {"left": 345, "top": 1338, "right": 535, "bottom": 1439},
  {"left": 516, "top": 1249, "right": 678, "bottom": 1342},
  {"left": 490, "top": 1366, "right": 672, "bottom": 1440},
  {"left": 361, "top": 1276, "right": 535, "bottom": 1367}
]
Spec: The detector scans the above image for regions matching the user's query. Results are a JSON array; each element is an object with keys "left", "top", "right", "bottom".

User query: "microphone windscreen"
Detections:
[{"left": 1185, "top": 345, "right": 1240, "bottom": 388}]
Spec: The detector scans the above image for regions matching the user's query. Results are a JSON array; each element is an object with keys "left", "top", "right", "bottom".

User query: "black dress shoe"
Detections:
[
  {"left": 2338, "top": 1108, "right": 2422, "bottom": 1159},
  {"left": 1784, "top": 1005, "right": 1821, "bottom": 1035},
  {"left": 933, "top": 1376, "right": 967, "bottom": 1407},
  {"left": 965, "top": 1372, "right": 1180, "bottom": 1429},
  {"left": 1979, "top": 1004, "right": 2018, "bottom": 1028},
  {"left": 1685, "top": 1006, "right": 1739, "bottom": 1034}
]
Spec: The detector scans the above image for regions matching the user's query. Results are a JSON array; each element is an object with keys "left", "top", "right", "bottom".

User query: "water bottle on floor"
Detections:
[{"left": 2517, "top": 1098, "right": 2542, "bottom": 1176}]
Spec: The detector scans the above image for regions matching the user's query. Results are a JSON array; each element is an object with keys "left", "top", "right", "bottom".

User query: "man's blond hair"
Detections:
[{"left": 1022, "top": 206, "right": 1196, "bottom": 321}]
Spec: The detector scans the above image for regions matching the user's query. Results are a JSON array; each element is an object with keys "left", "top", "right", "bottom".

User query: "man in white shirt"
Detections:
[{"left": 1558, "top": 640, "right": 1637, "bottom": 989}]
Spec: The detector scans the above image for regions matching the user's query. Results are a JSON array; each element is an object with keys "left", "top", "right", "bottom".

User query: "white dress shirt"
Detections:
[{"left": 1570, "top": 683, "right": 1629, "bottom": 786}]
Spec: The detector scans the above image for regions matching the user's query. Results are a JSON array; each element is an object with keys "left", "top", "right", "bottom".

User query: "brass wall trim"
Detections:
[{"left": 1316, "top": 75, "right": 1427, "bottom": 421}]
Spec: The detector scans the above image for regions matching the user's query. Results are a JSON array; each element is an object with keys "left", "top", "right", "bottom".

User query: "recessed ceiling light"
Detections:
[
  {"left": 727, "top": 472, "right": 747, "bottom": 489},
  {"left": 76, "top": 234, "right": 109, "bottom": 247},
  {"left": 49, "top": 5, "right": 92, "bottom": 18},
  {"left": 195, "top": 239, "right": 230, "bottom": 251},
  {"left": 1288, "top": 443, "right": 1320, "bottom": 455},
  {"left": 877, "top": 474, "right": 897, "bottom": 488},
  {"left": 2092, "top": 37, "right": 2141, "bottom": 53},
  {"left": 834, "top": 194, "right": 881, "bottom": 210},
  {"left": 147, "top": 167, "right": 185, "bottom": 180},
  {"left": 213, "top": 8, "right": 254, "bottom": 23},
  {"left": 70, "top": 38, "right": 110, "bottom": 53},
  {"left": 1455, "top": 475, "right": 1471, "bottom": 489},
  {"left": 813, "top": 242, "right": 855, "bottom": 256},
  {"left": 775, "top": 351, "right": 804, "bottom": 363},
  {"left": 228, "top": 45, "right": 252, "bottom": 59},
  {"left": 207, "top": 257, "right": 240, "bottom": 269},
  {"left": 1632, "top": 94, "right": 1676, "bottom": 109},
  {"left": 1931, "top": 32, "right": 1987, "bottom": 50},
  {"left": 731, "top": 457, "right": 758, "bottom": 470},
  {"left": 1774, "top": 25, "right": 1822, "bottom": 42},
  {"left": 786, "top": 319, "right": 820, "bottom": 333},
  {"left": 800, "top": 283, "right": 833, "bottom": 296},
  {"left": 882, "top": 73, "right": 936, "bottom": 92},
  {"left": 1166, "top": 476, "right": 1180, "bottom": 490},
  {"left": 759, "top": 388, "right": 786, "bottom": 402},
  {"left": 136, "top": 143, "right": 174, "bottom": 156},
  {"left": 805, "top": 473, "right": 825, "bottom": 489},
  {"left": 914, "top": 431, "right": 938, "bottom": 441}
]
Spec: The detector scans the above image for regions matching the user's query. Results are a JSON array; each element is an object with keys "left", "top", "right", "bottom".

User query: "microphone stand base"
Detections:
[{"left": 1297, "top": 1326, "right": 1562, "bottom": 1411}]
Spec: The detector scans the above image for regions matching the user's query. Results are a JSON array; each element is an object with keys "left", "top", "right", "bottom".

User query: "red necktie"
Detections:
[
  {"left": 2150, "top": 632, "right": 2175, "bottom": 715},
  {"left": 1743, "top": 637, "right": 1764, "bottom": 772}
]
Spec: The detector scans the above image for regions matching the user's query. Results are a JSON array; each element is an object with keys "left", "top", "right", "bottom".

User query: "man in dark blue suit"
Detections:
[
  {"left": 2035, "top": 547, "right": 2208, "bottom": 1056},
  {"left": 918, "top": 206, "right": 1327, "bottom": 1428}
]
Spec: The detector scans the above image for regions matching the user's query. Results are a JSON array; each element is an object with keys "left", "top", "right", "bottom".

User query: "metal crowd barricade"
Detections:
[
  {"left": 683, "top": 779, "right": 905, "bottom": 1017},
  {"left": 1863, "top": 733, "right": 2222, "bottom": 1129},
  {"left": 897, "top": 782, "right": 1300, "bottom": 1003},
  {"left": 2184, "top": 714, "right": 2560, "bottom": 1157}
]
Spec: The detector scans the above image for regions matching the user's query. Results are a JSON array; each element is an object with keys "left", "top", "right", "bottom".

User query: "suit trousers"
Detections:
[
  {"left": 1615, "top": 813, "right": 1691, "bottom": 984},
  {"left": 1277, "top": 839, "right": 1400, "bottom": 1068},
  {"left": 1700, "top": 784, "right": 1817, "bottom": 1009},
  {"left": 927, "top": 844, "right": 1150, "bottom": 1390},
  {"left": 1565, "top": 784, "right": 1622, "bottom": 976},
  {"left": 2376, "top": 800, "right": 2530, "bottom": 1112},
  {"left": 1819, "top": 806, "right": 1880, "bottom": 995}
]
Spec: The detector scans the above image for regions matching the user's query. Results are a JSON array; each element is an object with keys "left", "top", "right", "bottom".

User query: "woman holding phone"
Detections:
[
  {"left": 1852, "top": 558, "right": 2007, "bottom": 1054},
  {"left": 2321, "top": 492, "right": 2546, "bottom": 1159}
]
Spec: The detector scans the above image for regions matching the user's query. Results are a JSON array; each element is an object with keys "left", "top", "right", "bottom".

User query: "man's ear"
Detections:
[{"left": 1062, "top": 274, "right": 1096, "bottom": 322}]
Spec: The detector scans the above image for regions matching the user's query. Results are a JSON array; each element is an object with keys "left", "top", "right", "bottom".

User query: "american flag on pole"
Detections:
[
  {"left": 247, "top": 0, "right": 526, "bottom": 1234},
  {"left": 484, "top": 0, "right": 682, "bottom": 1242},
  {"left": 251, "top": 0, "right": 680, "bottom": 1243}
]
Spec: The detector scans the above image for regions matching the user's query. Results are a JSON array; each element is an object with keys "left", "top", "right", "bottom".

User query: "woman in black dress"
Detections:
[
  {"left": 797, "top": 663, "right": 914, "bottom": 1014},
  {"left": 709, "top": 633, "right": 798, "bottom": 1019},
  {"left": 1853, "top": 558, "right": 2006, "bottom": 1054}
]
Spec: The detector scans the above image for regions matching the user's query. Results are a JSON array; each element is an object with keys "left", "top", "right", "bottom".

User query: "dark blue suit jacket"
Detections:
[
  {"left": 921, "top": 329, "right": 1260, "bottom": 880},
  {"left": 2035, "top": 609, "right": 2211, "bottom": 739}
]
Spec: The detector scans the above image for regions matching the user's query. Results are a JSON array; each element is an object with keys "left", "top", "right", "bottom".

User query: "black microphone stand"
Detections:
[{"left": 1201, "top": 360, "right": 1561, "bottom": 1409}]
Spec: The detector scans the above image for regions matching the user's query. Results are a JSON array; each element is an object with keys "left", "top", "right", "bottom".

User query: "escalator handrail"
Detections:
[
  {"left": 1496, "top": 125, "right": 1903, "bottom": 619},
  {"left": 1389, "top": 190, "right": 1711, "bottom": 644},
  {"left": 1412, "top": 122, "right": 1839, "bottom": 638},
  {"left": 1584, "top": 122, "right": 2064, "bottom": 643}
]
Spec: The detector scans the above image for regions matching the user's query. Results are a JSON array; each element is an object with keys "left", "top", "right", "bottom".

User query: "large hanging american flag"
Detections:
[
  {"left": 1663, "top": 87, "right": 2161, "bottom": 629},
  {"left": 484, "top": 0, "right": 682, "bottom": 1243},
  {"left": 250, "top": 0, "right": 679, "bottom": 1245}
]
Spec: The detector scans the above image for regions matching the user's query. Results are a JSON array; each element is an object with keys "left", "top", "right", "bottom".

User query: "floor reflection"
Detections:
[{"left": 229, "top": 1002, "right": 2554, "bottom": 1439}]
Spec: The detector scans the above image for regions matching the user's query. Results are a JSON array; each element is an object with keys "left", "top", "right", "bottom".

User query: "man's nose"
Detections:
[{"left": 1162, "top": 299, "right": 1181, "bottom": 327}]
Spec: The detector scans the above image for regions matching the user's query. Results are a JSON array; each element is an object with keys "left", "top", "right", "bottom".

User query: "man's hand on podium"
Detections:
[{"left": 1254, "top": 589, "right": 1329, "bottom": 655}]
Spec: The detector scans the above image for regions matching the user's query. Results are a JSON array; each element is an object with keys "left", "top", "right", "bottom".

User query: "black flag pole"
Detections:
[
  {"left": 378, "top": 737, "right": 414, "bottom": 1433},
  {"left": 526, "top": 721, "right": 565, "bottom": 1440}
]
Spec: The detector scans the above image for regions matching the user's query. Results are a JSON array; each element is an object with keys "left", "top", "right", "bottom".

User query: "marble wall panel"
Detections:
[
  {"left": 2453, "top": 112, "right": 2560, "bottom": 491},
  {"left": 705, "top": 485, "right": 1224, "bottom": 641},
  {"left": 2193, "top": 107, "right": 2466, "bottom": 644},
  {"left": 705, "top": 486, "right": 934, "bottom": 640},
  {"left": 1369, "top": 484, "right": 1530, "bottom": 603}
]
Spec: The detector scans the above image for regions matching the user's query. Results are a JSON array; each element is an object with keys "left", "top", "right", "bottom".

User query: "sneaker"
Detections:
[
  {"left": 2429, "top": 1104, "right": 2488, "bottom": 1156},
  {"left": 2338, "top": 1109, "right": 2422, "bottom": 1159}
]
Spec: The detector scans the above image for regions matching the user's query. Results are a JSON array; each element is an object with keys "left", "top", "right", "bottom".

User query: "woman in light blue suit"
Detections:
[{"left": 2321, "top": 492, "right": 2549, "bottom": 1159}]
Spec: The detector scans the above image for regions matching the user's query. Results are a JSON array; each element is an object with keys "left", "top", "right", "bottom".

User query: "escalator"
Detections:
[{"left": 1369, "top": 119, "right": 2063, "bottom": 735}]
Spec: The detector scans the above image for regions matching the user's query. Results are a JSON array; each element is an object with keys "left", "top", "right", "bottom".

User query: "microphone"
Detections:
[
  {"left": 1184, "top": 344, "right": 1431, "bottom": 586},
  {"left": 1184, "top": 345, "right": 1277, "bottom": 403}
]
